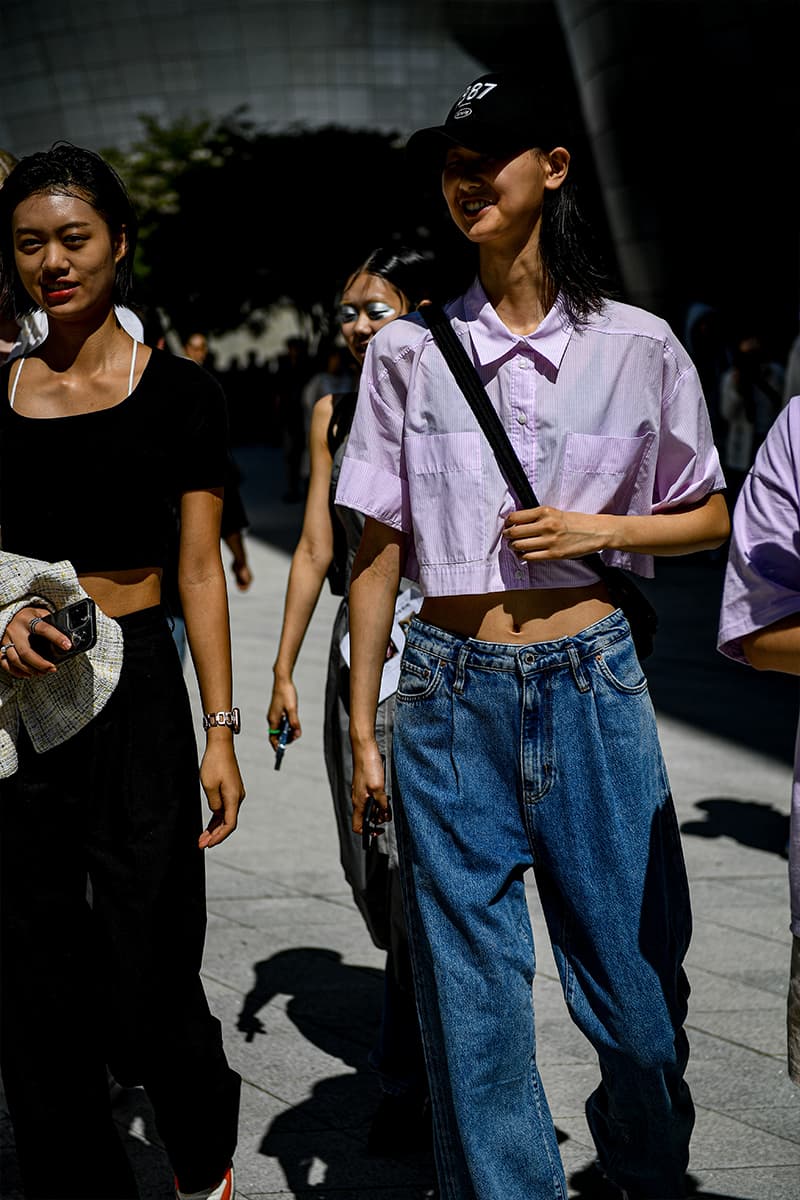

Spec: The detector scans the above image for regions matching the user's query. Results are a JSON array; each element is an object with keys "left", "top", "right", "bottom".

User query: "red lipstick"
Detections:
[{"left": 44, "top": 283, "right": 79, "bottom": 303}]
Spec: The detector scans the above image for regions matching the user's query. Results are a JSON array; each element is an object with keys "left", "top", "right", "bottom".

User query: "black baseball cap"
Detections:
[{"left": 406, "top": 72, "right": 563, "bottom": 174}]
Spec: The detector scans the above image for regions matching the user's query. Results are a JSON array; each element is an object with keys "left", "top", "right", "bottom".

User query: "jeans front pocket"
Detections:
[
  {"left": 396, "top": 644, "right": 445, "bottom": 704},
  {"left": 593, "top": 636, "right": 649, "bottom": 695}
]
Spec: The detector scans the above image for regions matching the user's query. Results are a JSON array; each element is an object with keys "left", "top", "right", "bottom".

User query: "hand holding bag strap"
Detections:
[{"left": 418, "top": 302, "right": 658, "bottom": 658}]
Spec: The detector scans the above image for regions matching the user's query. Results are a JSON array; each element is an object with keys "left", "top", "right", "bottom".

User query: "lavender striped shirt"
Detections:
[
  {"left": 717, "top": 397, "right": 800, "bottom": 936},
  {"left": 335, "top": 278, "right": 725, "bottom": 596}
]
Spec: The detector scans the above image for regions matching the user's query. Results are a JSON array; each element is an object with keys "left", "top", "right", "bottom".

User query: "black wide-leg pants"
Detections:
[{"left": 0, "top": 606, "right": 240, "bottom": 1199}]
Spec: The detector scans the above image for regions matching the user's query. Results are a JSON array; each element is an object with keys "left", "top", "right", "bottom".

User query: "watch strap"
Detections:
[{"left": 202, "top": 707, "right": 240, "bottom": 733}]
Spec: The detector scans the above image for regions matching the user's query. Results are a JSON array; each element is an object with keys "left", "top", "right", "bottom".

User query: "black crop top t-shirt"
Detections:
[{"left": 0, "top": 349, "right": 229, "bottom": 573}]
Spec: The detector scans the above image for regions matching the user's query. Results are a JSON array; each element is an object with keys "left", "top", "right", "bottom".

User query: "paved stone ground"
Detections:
[{"left": 2, "top": 444, "right": 799, "bottom": 1199}]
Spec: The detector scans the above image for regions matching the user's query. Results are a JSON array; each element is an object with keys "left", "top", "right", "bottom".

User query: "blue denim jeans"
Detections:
[{"left": 392, "top": 611, "right": 694, "bottom": 1200}]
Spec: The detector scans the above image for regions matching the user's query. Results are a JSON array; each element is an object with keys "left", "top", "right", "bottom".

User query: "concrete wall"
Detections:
[{"left": 0, "top": 0, "right": 483, "bottom": 155}]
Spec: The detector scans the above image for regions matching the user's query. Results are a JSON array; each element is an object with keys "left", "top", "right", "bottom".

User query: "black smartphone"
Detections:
[
  {"left": 29, "top": 598, "right": 98, "bottom": 663},
  {"left": 273, "top": 712, "right": 293, "bottom": 771},
  {"left": 361, "top": 797, "right": 385, "bottom": 851}
]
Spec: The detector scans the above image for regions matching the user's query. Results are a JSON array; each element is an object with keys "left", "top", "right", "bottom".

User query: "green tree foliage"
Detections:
[{"left": 104, "top": 110, "right": 473, "bottom": 339}]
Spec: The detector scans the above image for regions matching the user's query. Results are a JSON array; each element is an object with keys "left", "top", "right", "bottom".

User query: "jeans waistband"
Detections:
[{"left": 405, "top": 609, "right": 631, "bottom": 674}]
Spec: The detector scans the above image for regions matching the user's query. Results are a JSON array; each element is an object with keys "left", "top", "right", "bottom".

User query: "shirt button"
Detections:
[
  {"left": 516, "top": 411, "right": 528, "bottom": 425},
  {"left": 518, "top": 359, "right": 529, "bottom": 370}
]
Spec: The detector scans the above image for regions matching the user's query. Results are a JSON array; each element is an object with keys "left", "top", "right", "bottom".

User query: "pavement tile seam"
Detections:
[
  {"left": 699, "top": 916, "right": 790, "bottom": 946},
  {"left": 205, "top": 894, "right": 310, "bottom": 902},
  {"left": 207, "top": 892, "right": 370, "bottom": 919},
  {"left": 698, "top": 1106, "right": 800, "bottom": 1147},
  {"left": 203, "top": 907, "right": 363, "bottom": 936},
  {"left": 687, "top": 1171, "right": 798, "bottom": 1198},
  {"left": 689, "top": 1002, "right": 783, "bottom": 1013},
  {"left": 200, "top": 967, "right": 250, "bottom": 997},
  {"left": 685, "top": 962, "right": 786, "bottom": 1000},
  {"left": 209, "top": 857, "right": 300, "bottom": 885},
  {"left": 726, "top": 1101, "right": 800, "bottom": 1109},
  {"left": 206, "top": 883, "right": 357, "bottom": 902},
  {"left": 690, "top": 878, "right": 791, "bottom": 902},
  {"left": 693, "top": 1097, "right": 800, "bottom": 1142},
  {"left": 688, "top": 871, "right": 787, "bottom": 883},
  {"left": 684, "top": 1022, "right": 785, "bottom": 1063},
  {"left": 252, "top": 880, "right": 383, "bottom": 908},
  {"left": 204, "top": 908, "right": 354, "bottom": 933}
]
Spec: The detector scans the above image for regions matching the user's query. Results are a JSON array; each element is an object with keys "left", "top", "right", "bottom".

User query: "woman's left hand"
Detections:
[
  {"left": 198, "top": 738, "right": 246, "bottom": 849},
  {"left": 0, "top": 606, "right": 67, "bottom": 678},
  {"left": 503, "top": 506, "right": 611, "bottom": 560}
]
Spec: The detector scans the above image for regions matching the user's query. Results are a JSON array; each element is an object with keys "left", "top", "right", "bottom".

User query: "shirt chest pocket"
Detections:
[
  {"left": 404, "top": 431, "right": 484, "bottom": 565},
  {"left": 558, "top": 432, "right": 655, "bottom": 515}
]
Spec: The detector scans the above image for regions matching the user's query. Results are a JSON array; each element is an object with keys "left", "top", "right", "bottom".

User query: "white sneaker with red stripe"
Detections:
[{"left": 175, "top": 1163, "right": 235, "bottom": 1200}]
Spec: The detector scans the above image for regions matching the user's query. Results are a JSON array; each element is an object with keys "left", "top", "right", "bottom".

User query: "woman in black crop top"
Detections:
[{"left": 0, "top": 146, "right": 242, "bottom": 1199}]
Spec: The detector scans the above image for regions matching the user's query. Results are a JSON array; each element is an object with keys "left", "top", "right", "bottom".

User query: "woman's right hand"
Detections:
[
  {"left": 267, "top": 677, "right": 301, "bottom": 749},
  {"left": 0, "top": 605, "right": 70, "bottom": 679},
  {"left": 351, "top": 736, "right": 391, "bottom": 834}
]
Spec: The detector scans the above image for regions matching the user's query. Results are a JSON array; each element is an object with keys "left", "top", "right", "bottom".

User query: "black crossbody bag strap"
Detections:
[{"left": 418, "top": 302, "right": 658, "bottom": 659}]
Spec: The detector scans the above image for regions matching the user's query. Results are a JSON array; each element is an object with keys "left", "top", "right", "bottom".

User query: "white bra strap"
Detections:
[
  {"left": 9, "top": 357, "right": 25, "bottom": 409},
  {"left": 127, "top": 336, "right": 138, "bottom": 396},
  {"left": 10, "top": 339, "right": 138, "bottom": 410}
]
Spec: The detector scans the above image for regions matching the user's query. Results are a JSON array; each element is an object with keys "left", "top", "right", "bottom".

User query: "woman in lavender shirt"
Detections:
[
  {"left": 336, "top": 72, "right": 730, "bottom": 1200},
  {"left": 718, "top": 396, "right": 800, "bottom": 1088}
]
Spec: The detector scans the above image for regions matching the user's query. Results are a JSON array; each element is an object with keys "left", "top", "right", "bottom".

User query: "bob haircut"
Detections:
[
  {"left": 0, "top": 142, "right": 138, "bottom": 319},
  {"left": 343, "top": 245, "right": 437, "bottom": 313}
]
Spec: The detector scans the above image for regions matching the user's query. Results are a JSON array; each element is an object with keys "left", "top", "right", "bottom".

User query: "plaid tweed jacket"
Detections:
[{"left": 0, "top": 553, "right": 124, "bottom": 778}]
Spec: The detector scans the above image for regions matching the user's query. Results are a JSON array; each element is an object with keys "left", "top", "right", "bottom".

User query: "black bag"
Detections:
[{"left": 418, "top": 303, "right": 658, "bottom": 660}]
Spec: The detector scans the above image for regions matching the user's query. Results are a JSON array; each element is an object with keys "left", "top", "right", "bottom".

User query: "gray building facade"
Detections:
[{"left": 1, "top": 0, "right": 798, "bottom": 344}]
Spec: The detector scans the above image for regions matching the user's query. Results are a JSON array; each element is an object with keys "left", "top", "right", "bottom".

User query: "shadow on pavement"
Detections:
[
  {"left": 569, "top": 1162, "right": 750, "bottom": 1200},
  {"left": 238, "top": 947, "right": 437, "bottom": 1196},
  {"left": 237, "top": 947, "right": 382, "bottom": 1062},
  {"left": 681, "top": 796, "right": 790, "bottom": 857}
]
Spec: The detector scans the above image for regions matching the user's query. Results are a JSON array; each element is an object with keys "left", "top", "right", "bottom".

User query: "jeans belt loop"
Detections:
[
  {"left": 567, "top": 643, "right": 591, "bottom": 693},
  {"left": 454, "top": 645, "right": 469, "bottom": 696}
]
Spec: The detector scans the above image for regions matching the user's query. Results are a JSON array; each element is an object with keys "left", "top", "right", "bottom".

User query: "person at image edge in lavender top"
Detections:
[
  {"left": 717, "top": 395, "right": 800, "bottom": 1089},
  {"left": 0, "top": 145, "right": 242, "bottom": 1200},
  {"left": 336, "top": 72, "right": 730, "bottom": 1200}
]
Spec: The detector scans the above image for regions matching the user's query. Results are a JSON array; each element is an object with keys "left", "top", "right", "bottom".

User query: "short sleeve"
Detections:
[
  {"left": 174, "top": 362, "right": 230, "bottom": 493},
  {"left": 718, "top": 399, "right": 800, "bottom": 663},
  {"left": 334, "top": 327, "right": 413, "bottom": 531},
  {"left": 653, "top": 341, "right": 726, "bottom": 512}
]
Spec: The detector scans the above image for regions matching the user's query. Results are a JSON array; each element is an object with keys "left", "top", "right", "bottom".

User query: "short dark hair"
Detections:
[
  {"left": 345, "top": 245, "right": 436, "bottom": 312},
  {"left": 0, "top": 142, "right": 138, "bottom": 318}
]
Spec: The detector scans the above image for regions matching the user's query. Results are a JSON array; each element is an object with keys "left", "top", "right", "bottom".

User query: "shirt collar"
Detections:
[{"left": 458, "top": 276, "right": 574, "bottom": 372}]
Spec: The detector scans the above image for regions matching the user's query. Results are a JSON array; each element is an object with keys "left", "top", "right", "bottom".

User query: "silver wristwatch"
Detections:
[{"left": 202, "top": 707, "right": 241, "bottom": 734}]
